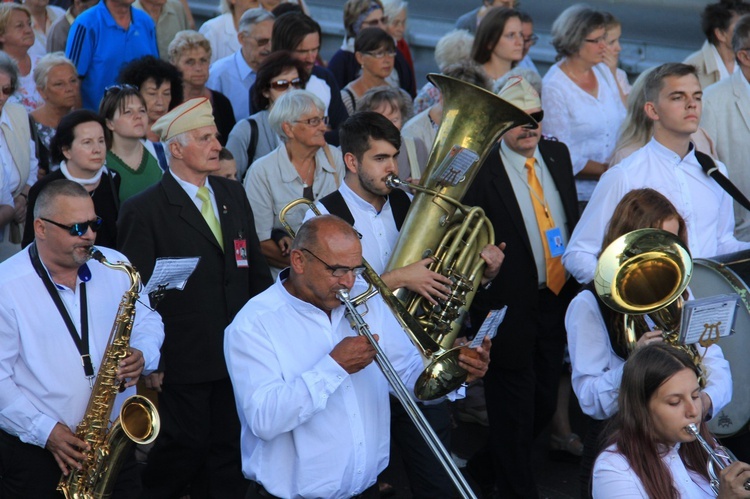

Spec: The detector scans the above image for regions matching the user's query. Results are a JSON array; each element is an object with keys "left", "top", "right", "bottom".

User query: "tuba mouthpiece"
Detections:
[{"left": 385, "top": 175, "right": 403, "bottom": 189}]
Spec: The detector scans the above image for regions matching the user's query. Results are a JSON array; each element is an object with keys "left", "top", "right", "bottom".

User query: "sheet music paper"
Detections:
[
  {"left": 678, "top": 294, "right": 739, "bottom": 346},
  {"left": 143, "top": 257, "right": 201, "bottom": 295},
  {"left": 470, "top": 306, "right": 507, "bottom": 348},
  {"left": 434, "top": 146, "right": 479, "bottom": 187}
]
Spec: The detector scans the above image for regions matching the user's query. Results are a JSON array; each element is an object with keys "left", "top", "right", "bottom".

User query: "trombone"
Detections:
[{"left": 279, "top": 199, "right": 478, "bottom": 499}]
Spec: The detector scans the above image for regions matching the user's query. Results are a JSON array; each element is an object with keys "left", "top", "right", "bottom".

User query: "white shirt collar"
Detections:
[{"left": 168, "top": 168, "right": 214, "bottom": 199}]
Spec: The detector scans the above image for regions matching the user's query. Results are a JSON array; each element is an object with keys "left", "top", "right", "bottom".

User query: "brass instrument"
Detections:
[
  {"left": 337, "top": 289, "right": 478, "bottom": 499},
  {"left": 594, "top": 228, "right": 704, "bottom": 376},
  {"left": 326, "top": 73, "right": 531, "bottom": 401},
  {"left": 685, "top": 423, "right": 741, "bottom": 495},
  {"left": 58, "top": 248, "right": 160, "bottom": 499}
]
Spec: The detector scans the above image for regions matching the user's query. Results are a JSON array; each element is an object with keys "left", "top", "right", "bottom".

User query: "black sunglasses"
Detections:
[{"left": 41, "top": 217, "right": 103, "bottom": 236}]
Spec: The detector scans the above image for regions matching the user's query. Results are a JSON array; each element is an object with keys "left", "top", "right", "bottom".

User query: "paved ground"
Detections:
[{"left": 380, "top": 389, "right": 587, "bottom": 498}]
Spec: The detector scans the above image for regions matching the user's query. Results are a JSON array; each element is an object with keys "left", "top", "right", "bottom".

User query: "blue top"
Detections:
[{"left": 66, "top": 0, "right": 158, "bottom": 110}]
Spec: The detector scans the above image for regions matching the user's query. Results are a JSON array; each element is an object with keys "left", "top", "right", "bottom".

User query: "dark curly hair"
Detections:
[
  {"left": 116, "top": 55, "right": 184, "bottom": 111},
  {"left": 251, "top": 50, "right": 309, "bottom": 111}
]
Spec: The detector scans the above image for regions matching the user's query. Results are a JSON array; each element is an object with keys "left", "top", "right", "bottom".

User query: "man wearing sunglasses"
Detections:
[
  {"left": 462, "top": 76, "right": 580, "bottom": 498},
  {"left": 117, "top": 97, "right": 273, "bottom": 497},
  {"left": 0, "top": 179, "right": 164, "bottom": 497},
  {"left": 224, "top": 215, "right": 491, "bottom": 499}
]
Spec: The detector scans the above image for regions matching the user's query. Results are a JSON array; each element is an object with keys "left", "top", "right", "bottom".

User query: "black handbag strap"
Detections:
[{"left": 696, "top": 150, "right": 750, "bottom": 212}]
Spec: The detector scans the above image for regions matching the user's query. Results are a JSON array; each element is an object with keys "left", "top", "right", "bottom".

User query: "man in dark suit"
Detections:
[
  {"left": 117, "top": 97, "right": 273, "bottom": 498},
  {"left": 463, "top": 76, "right": 580, "bottom": 498}
]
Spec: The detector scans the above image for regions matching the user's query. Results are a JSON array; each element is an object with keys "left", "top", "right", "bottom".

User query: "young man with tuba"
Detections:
[{"left": 0, "top": 180, "right": 164, "bottom": 498}]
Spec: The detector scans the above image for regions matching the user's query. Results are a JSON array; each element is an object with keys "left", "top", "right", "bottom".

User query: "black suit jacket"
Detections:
[
  {"left": 117, "top": 172, "right": 273, "bottom": 384},
  {"left": 464, "top": 139, "right": 580, "bottom": 369}
]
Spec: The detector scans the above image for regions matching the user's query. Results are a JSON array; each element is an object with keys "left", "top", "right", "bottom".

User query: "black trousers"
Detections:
[
  {"left": 390, "top": 397, "right": 455, "bottom": 498},
  {"left": 141, "top": 377, "right": 248, "bottom": 499},
  {"left": 472, "top": 288, "right": 568, "bottom": 499},
  {"left": 0, "top": 429, "right": 140, "bottom": 499}
]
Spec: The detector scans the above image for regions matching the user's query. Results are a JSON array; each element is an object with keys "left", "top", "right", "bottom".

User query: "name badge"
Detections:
[
  {"left": 546, "top": 227, "right": 565, "bottom": 258},
  {"left": 234, "top": 239, "right": 248, "bottom": 268}
]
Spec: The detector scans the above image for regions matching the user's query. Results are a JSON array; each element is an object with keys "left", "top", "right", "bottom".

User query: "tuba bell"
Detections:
[
  {"left": 594, "top": 228, "right": 704, "bottom": 377},
  {"left": 376, "top": 73, "right": 536, "bottom": 399}
]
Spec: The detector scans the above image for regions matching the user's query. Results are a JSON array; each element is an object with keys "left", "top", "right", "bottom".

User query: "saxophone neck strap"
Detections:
[{"left": 28, "top": 242, "right": 94, "bottom": 383}]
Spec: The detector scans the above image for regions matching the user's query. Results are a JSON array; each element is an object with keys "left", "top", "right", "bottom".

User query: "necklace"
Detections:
[{"left": 301, "top": 159, "right": 315, "bottom": 188}]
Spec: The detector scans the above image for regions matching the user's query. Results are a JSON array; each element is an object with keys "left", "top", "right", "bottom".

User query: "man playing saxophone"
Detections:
[
  {"left": 0, "top": 180, "right": 164, "bottom": 498},
  {"left": 224, "top": 215, "right": 492, "bottom": 499}
]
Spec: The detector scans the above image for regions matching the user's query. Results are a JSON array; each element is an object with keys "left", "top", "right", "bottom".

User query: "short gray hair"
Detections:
[
  {"left": 165, "top": 131, "right": 191, "bottom": 160},
  {"left": 0, "top": 51, "right": 19, "bottom": 94},
  {"left": 550, "top": 4, "right": 606, "bottom": 60},
  {"left": 238, "top": 8, "right": 274, "bottom": 36},
  {"left": 268, "top": 89, "right": 325, "bottom": 142},
  {"left": 33, "top": 52, "right": 77, "bottom": 90},
  {"left": 34, "top": 179, "right": 89, "bottom": 219},
  {"left": 434, "top": 29, "right": 474, "bottom": 71},
  {"left": 381, "top": 0, "right": 407, "bottom": 21},
  {"left": 443, "top": 60, "right": 492, "bottom": 91},
  {"left": 733, "top": 13, "right": 750, "bottom": 57},
  {"left": 358, "top": 86, "right": 413, "bottom": 122}
]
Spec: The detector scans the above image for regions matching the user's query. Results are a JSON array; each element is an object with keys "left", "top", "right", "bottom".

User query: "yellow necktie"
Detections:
[
  {"left": 197, "top": 186, "right": 224, "bottom": 250},
  {"left": 525, "top": 157, "right": 565, "bottom": 294}
]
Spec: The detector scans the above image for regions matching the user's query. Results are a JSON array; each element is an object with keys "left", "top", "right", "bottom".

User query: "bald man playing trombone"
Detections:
[{"left": 224, "top": 215, "right": 491, "bottom": 499}]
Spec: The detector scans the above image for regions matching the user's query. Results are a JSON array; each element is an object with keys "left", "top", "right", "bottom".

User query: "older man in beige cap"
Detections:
[
  {"left": 117, "top": 97, "right": 273, "bottom": 498},
  {"left": 461, "top": 76, "right": 581, "bottom": 498}
]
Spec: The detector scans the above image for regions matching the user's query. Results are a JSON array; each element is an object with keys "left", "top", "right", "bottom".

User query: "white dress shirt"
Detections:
[
  {"left": 224, "top": 273, "right": 425, "bottom": 499},
  {"left": 0, "top": 246, "right": 163, "bottom": 448},
  {"left": 566, "top": 289, "right": 731, "bottom": 421},
  {"left": 198, "top": 13, "right": 239, "bottom": 64},
  {"left": 305, "top": 181, "right": 405, "bottom": 274},
  {"left": 208, "top": 50, "right": 257, "bottom": 121},
  {"left": 563, "top": 138, "right": 750, "bottom": 284},
  {"left": 542, "top": 62, "right": 626, "bottom": 201},
  {"left": 169, "top": 169, "right": 220, "bottom": 221},
  {"left": 593, "top": 443, "right": 714, "bottom": 498},
  {"left": 305, "top": 74, "right": 332, "bottom": 115}
]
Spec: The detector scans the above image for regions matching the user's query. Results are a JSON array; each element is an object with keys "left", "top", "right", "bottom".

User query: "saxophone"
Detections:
[{"left": 58, "top": 248, "right": 160, "bottom": 499}]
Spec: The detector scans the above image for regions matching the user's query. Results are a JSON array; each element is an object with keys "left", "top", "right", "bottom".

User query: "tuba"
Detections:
[
  {"left": 381, "top": 74, "right": 536, "bottom": 399},
  {"left": 58, "top": 248, "right": 160, "bottom": 499},
  {"left": 594, "top": 228, "right": 704, "bottom": 376},
  {"left": 282, "top": 74, "right": 536, "bottom": 400}
]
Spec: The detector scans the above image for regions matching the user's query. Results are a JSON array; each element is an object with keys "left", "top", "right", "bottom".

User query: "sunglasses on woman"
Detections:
[{"left": 269, "top": 78, "right": 302, "bottom": 91}]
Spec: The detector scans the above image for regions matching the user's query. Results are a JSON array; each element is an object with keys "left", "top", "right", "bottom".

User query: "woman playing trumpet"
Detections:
[
  {"left": 593, "top": 343, "right": 750, "bottom": 498},
  {"left": 566, "top": 188, "right": 732, "bottom": 496}
]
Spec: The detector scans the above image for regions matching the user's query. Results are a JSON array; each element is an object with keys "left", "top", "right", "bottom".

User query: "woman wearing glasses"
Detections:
[
  {"left": 328, "top": 0, "right": 415, "bottom": 97},
  {"left": 471, "top": 6, "right": 524, "bottom": 84},
  {"left": 243, "top": 89, "right": 343, "bottom": 275},
  {"left": 22, "top": 110, "right": 119, "bottom": 248},
  {"left": 225, "top": 50, "right": 308, "bottom": 181},
  {"left": 340, "top": 27, "right": 410, "bottom": 116},
  {"left": 542, "top": 4, "right": 626, "bottom": 211},
  {"left": 168, "top": 30, "right": 235, "bottom": 147},
  {"left": 0, "top": 52, "right": 38, "bottom": 262}
]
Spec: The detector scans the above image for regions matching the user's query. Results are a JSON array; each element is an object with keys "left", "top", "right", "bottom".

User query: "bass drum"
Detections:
[{"left": 692, "top": 250, "right": 750, "bottom": 437}]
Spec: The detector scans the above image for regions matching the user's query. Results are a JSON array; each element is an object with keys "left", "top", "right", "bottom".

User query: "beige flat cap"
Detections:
[
  {"left": 151, "top": 97, "right": 216, "bottom": 141},
  {"left": 497, "top": 76, "right": 541, "bottom": 112}
]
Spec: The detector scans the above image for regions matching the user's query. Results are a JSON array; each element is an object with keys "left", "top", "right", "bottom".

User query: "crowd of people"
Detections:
[{"left": 1, "top": 0, "right": 750, "bottom": 498}]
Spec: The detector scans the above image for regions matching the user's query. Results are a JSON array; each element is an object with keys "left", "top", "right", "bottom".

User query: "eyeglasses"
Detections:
[
  {"left": 301, "top": 248, "right": 366, "bottom": 277},
  {"left": 41, "top": 217, "right": 103, "bottom": 236},
  {"left": 252, "top": 37, "right": 270, "bottom": 46},
  {"left": 362, "top": 16, "right": 388, "bottom": 28},
  {"left": 584, "top": 35, "right": 607, "bottom": 45},
  {"left": 362, "top": 50, "right": 397, "bottom": 59},
  {"left": 270, "top": 78, "right": 302, "bottom": 91},
  {"left": 523, "top": 34, "right": 539, "bottom": 46},
  {"left": 0, "top": 85, "right": 13, "bottom": 96},
  {"left": 104, "top": 83, "right": 139, "bottom": 94},
  {"left": 294, "top": 115, "right": 329, "bottom": 127}
]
